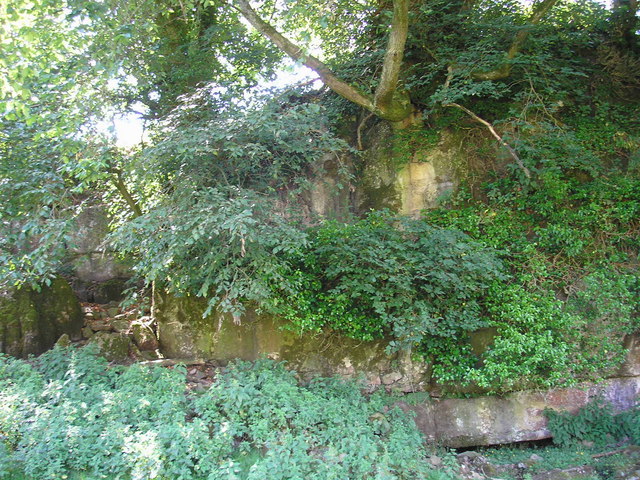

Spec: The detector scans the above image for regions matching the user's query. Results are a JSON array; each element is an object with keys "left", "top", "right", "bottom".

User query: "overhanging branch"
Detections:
[
  {"left": 472, "top": 0, "right": 560, "bottom": 81},
  {"left": 232, "top": 0, "right": 375, "bottom": 112},
  {"left": 232, "top": 0, "right": 414, "bottom": 123},
  {"left": 110, "top": 168, "right": 143, "bottom": 218},
  {"left": 445, "top": 102, "right": 531, "bottom": 178}
]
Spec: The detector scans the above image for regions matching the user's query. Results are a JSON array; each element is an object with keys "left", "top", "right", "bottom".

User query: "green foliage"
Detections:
[
  {"left": 0, "top": 115, "right": 84, "bottom": 289},
  {"left": 480, "top": 441, "right": 637, "bottom": 478},
  {"left": 269, "top": 211, "right": 505, "bottom": 351},
  {"left": 468, "top": 285, "right": 574, "bottom": 391},
  {"left": 113, "top": 187, "right": 308, "bottom": 318},
  {"left": 0, "top": 0, "right": 138, "bottom": 289},
  {"left": 0, "top": 347, "right": 451, "bottom": 480},
  {"left": 140, "top": 87, "right": 350, "bottom": 194},
  {"left": 109, "top": 87, "right": 351, "bottom": 317},
  {"left": 545, "top": 398, "right": 640, "bottom": 447},
  {"left": 2, "top": 0, "right": 639, "bottom": 401},
  {"left": 195, "top": 359, "right": 440, "bottom": 480},
  {"left": 422, "top": 131, "right": 640, "bottom": 391}
]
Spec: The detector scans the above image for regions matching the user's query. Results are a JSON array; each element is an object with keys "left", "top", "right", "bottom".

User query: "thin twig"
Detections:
[
  {"left": 591, "top": 447, "right": 631, "bottom": 459},
  {"left": 444, "top": 102, "right": 531, "bottom": 178}
]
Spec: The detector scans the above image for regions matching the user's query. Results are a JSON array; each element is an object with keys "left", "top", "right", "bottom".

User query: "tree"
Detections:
[
  {"left": 231, "top": 0, "right": 564, "bottom": 126},
  {"left": 611, "top": 0, "right": 639, "bottom": 50},
  {"left": 233, "top": 0, "right": 414, "bottom": 124},
  {"left": 0, "top": 0, "right": 147, "bottom": 287}
]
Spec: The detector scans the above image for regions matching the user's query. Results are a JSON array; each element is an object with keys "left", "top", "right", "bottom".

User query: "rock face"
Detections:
[
  {"left": 0, "top": 278, "right": 83, "bottom": 357},
  {"left": 66, "top": 205, "right": 132, "bottom": 303},
  {"left": 358, "top": 125, "right": 464, "bottom": 215},
  {"left": 153, "top": 290, "right": 430, "bottom": 391},
  {"left": 305, "top": 154, "right": 353, "bottom": 220},
  {"left": 131, "top": 318, "right": 159, "bottom": 352},
  {"left": 403, "top": 376, "right": 640, "bottom": 448},
  {"left": 88, "top": 331, "right": 134, "bottom": 362},
  {"left": 620, "top": 332, "right": 640, "bottom": 377},
  {"left": 154, "top": 290, "right": 640, "bottom": 447},
  {"left": 0, "top": 288, "right": 41, "bottom": 357}
]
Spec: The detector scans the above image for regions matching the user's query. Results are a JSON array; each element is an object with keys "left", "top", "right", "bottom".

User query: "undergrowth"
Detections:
[
  {"left": 545, "top": 397, "right": 640, "bottom": 448},
  {"left": 0, "top": 346, "right": 457, "bottom": 480},
  {"left": 477, "top": 397, "right": 640, "bottom": 479}
]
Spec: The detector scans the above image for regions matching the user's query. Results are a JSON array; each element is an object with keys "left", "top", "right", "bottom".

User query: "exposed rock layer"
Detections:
[{"left": 0, "top": 278, "right": 83, "bottom": 357}]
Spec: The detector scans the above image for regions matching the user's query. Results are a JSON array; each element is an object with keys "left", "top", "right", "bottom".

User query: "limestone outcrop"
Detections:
[
  {"left": 403, "top": 376, "right": 640, "bottom": 447},
  {"left": 0, "top": 278, "right": 83, "bottom": 357},
  {"left": 153, "top": 290, "right": 431, "bottom": 391}
]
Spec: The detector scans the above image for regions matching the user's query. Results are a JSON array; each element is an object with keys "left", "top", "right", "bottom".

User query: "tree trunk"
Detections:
[
  {"left": 612, "top": 0, "right": 639, "bottom": 50},
  {"left": 232, "top": 0, "right": 414, "bottom": 124}
]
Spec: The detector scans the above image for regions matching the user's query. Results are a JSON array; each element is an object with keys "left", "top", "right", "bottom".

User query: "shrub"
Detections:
[
  {"left": 270, "top": 211, "right": 505, "bottom": 352},
  {"left": 418, "top": 161, "right": 640, "bottom": 391},
  {"left": 545, "top": 397, "right": 640, "bottom": 447},
  {"left": 0, "top": 347, "right": 451, "bottom": 480}
]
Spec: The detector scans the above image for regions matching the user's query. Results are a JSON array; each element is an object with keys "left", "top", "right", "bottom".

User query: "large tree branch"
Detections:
[
  {"left": 473, "top": 0, "right": 560, "bottom": 81},
  {"left": 374, "top": 0, "right": 409, "bottom": 112},
  {"left": 233, "top": 0, "right": 414, "bottom": 123},
  {"left": 232, "top": 0, "right": 374, "bottom": 112}
]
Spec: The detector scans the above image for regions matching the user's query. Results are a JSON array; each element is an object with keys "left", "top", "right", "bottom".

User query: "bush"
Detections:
[
  {"left": 270, "top": 211, "right": 505, "bottom": 352},
  {"left": 421, "top": 164, "right": 640, "bottom": 391},
  {"left": 546, "top": 397, "right": 640, "bottom": 447},
  {"left": 0, "top": 347, "right": 451, "bottom": 480}
]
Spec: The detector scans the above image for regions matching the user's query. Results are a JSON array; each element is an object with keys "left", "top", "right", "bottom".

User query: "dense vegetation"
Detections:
[
  {"left": 0, "top": 347, "right": 456, "bottom": 480},
  {"left": 1, "top": 0, "right": 639, "bottom": 394},
  {"left": 1, "top": 347, "right": 638, "bottom": 480}
]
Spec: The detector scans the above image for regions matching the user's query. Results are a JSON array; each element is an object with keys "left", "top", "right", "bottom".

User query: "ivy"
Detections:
[{"left": 269, "top": 211, "right": 505, "bottom": 351}]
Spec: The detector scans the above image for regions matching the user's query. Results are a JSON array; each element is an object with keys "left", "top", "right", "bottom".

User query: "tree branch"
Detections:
[
  {"left": 472, "top": 0, "right": 560, "bottom": 81},
  {"left": 110, "top": 168, "right": 143, "bottom": 218},
  {"left": 374, "top": 0, "right": 409, "bottom": 112},
  {"left": 445, "top": 102, "right": 531, "bottom": 178},
  {"left": 233, "top": 0, "right": 414, "bottom": 123},
  {"left": 232, "top": 0, "right": 374, "bottom": 112}
]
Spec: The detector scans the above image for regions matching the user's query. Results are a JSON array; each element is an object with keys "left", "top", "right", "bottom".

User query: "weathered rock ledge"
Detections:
[
  {"left": 402, "top": 376, "right": 640, "bottom": 447},
  {"left": 153, "top": 290, "right": 640, "bottom": 447}
]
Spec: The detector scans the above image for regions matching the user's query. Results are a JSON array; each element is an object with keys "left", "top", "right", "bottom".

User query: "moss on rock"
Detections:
[
  {"left": 0, "top": 278, "right": 83, "bottom": 358},
  {"left": 0, "top": 288, "right": 40, "bottom": 357},
  {"left": 88, "top": 331, "right": 132, "bottom": 362}
]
